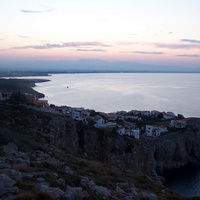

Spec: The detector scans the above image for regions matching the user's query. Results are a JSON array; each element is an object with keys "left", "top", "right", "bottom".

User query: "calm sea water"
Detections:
[
  {"left": 34, "top": 73, "right": 200, "bottom": 118},
  {"left": 13, "top": 72, "right": 200, "bottom": 197},
  {"left": 165, "top": 167, "right": 200, "bottom": 197}
]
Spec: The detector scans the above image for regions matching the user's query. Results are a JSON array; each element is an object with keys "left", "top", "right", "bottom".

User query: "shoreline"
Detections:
[{"left": 0, "top": 78, "right": 49, "bottom": 98}]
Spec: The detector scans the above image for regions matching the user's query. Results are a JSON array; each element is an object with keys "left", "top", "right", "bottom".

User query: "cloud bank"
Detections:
[
  {"left": 176, "top": 54, "right": 200, "bottom": 57},
  {"left": 155, "top": 43, "right": 200, "bottom": 50},
  {"left": 12, "top": 42, "right": 111, "bottom": 50},
  {"left": 133, "top": 51, "right": 164, "bottom": 55},
  {"left": 181, "top": 39, "right": 200, "bottom": 44},
  {"left": 21, "top": 8, "right": 53, "bottom": 13},
  {"left": 76, "top": 49, "right": 106, "bottom": 52}
]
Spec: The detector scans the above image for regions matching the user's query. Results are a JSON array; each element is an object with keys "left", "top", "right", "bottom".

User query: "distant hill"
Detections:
[{"left": 0, "top": 59, "right": 199, "bottom": 73}]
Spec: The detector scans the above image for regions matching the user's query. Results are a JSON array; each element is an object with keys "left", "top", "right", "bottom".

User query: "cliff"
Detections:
[
  {"left": 1, "top": 104, "right": 200, "bottom": 176},
  {"left": 0, "top": 104, "right": 200, "bottom": 199},
  {"left": 76, "top": 119, "right": 200, "bottom": 178}
]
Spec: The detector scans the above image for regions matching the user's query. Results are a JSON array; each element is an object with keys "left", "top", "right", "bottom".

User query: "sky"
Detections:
[{"left": 0, "top": 0, "right": 200, "bottom": 69}]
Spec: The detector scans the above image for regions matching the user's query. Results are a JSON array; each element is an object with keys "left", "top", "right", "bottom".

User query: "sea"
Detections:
[
  {"left": 33, "top": 73, "right": 200, "bottom": 118},
  {"left": 13, "top": 72, "right": 200, "bottom": 197}
]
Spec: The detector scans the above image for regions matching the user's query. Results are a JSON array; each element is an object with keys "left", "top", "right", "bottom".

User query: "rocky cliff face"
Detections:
[
  {"left": 77, "top": 119, "right": 200, "bottom": 177},
  {"left": 0, "top": 104, "right": 79, "bottom": 153},
  {"left": 1, "top": 104, "right": 200, "bottom": 179}
]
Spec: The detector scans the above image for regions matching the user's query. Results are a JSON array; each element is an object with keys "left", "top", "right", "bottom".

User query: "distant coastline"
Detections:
[
  {"left": 0, "top": 78, "right": 49, "bottom": 98},
  {"left": 0, "top": 59, "right": 200, "bottom": 74}
]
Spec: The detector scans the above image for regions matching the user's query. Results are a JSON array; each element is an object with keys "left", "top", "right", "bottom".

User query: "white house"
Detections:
[
  {"left": 71, "top": 111, "right": 86, "bottom": 122},
  {"left": 170, "top": 120, "right": 187, "bottom": 128},
  {"left": 146, "top": 125, "right": 161, "bottom": 137},
  {"left": 87, "top": 115, "right": 105, "bottom": 128},
  {"left": 132, "top": 129, "right": 140, "bottom": 139},
  {"left": 145, "top": 125, "right": 168, "bottom": 137},
  {"left": 116, "top": 127, "right": 126, "bottom": 135},
  {"left": 163, "top": 112, "right": 176, "bottom": 120}
]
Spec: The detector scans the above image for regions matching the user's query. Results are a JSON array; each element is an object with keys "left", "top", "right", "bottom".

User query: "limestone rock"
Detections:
[
  {"left": 65, "top": 186, "right": 89, "bottom": 200},
  {"left": 3, "top": 142, "right": 18, "bottom": 157},
  {"left": 64, "top": 166, "right": 74, "bottom": 175},
  {"left": 2, "top": 169, "right": 22, "bottom": 182},
  {"left": 80, "top": 176, "right": 111, "bottom": 197},
  {"left": 93, "top": 185, "right": 111, "bottom": 197},
  {"left": 0, "top": 173, "right": 19, "bottom": 197},
  {"left": 39, "top": 185, "right": 65, "bottom": 199},
  {"left": 0, "top": 157, "right": 11, "bottom": 169},
  {"left": 140, "top": 191, "right": 158, "bottom": 200}
]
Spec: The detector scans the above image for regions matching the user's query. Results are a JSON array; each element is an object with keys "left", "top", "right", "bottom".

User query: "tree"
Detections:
[{"left": 9, "top": 92, "right": 27, "bottom": 104}]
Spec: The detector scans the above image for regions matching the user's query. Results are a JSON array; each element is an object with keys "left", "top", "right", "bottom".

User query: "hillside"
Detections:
[
  {"left": 0, "top": 78, "right": 48, "bottom": 98},
  {"left": 0, "top": 103, "right": 199, "bottom": 199}
]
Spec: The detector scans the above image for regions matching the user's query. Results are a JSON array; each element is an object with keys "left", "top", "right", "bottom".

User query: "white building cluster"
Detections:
[{"left": 56, "top": 106, "right": 187, "bottom": 139}]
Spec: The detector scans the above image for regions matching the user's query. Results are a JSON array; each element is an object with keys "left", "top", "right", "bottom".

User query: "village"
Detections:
[{"left": 0, "top": 91, "right": 187, "bottom": 140}]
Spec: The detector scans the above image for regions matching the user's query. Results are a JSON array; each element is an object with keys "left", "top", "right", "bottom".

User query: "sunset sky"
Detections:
[{"left": 1, "top": 0, "right": 200, "bottom": 69}]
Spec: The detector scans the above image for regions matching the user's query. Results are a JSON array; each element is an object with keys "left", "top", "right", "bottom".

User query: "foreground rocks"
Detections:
[{"left": 0, "top": 142, "right": 176, "bottom": 200}]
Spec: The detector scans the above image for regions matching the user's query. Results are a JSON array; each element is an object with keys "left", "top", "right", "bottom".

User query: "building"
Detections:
[
  {"left": 24, "top": 93, "right": 37, "bottom": 104},
  {"left": 35, "top": 100, "right": 48, "bottom": 107},
  {"left": 170, "top": 120, "right": 187, "bottom": 128},
  {"left": 145, "top": 125, "right": 168, "bottom": 137},
  {"left": 116, "top": 127, "right": 126, "bottom": 135},
  {"left": 132, "top": 129, "right": 140, "bottom": 139},
  {"left": 163, "top": 112, "right": 176, "bottom": 120},
  {"left": 71, "top": 111, "right": 86, "bottom": 122},
  {"left": 87, "top": 115, "right": 105, "bottom": 126}
]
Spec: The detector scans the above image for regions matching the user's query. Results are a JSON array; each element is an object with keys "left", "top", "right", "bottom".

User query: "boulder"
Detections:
[
  {"left": 80, "top": 176, "right": 90, "bottom": 187},
  {"left": 93, "top": 185, "right": 111, "bottom": 197},
  {"left": 80, "top": 176, "right": 111, "bottom": 197},
  {"left": 2, "top": 169, "right": 22, "bottom": 182},
  {"left": 39, "top": 185, "right": 65, "bottom": 199},
  {"left": 140, "top": 191, "right": 158, "bottom": 200},
  {"left": 0, "top": 157, "right": 11, "bottom": 169},
  {"left": 65, "top": 186, "right": 89, "bottom": 200},
  {"left": 3, "top": 143, "right": 18, "bottom": 157},
  {"left": 64, "top": 166, "right": 74, "bottom": 175},
  {"left": 0, "top": 173, "right": 19, "bottom": 197}
]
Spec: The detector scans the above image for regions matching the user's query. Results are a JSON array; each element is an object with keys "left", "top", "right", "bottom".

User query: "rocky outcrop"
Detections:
[
  {"left": 0, "top": 173, "right": 19, "bottom": 199},
  {"left": 0, "top": 143, "right": 167, "bottom": 199},
  {"left": 0, "top": 104, "right": 78, "bottom": 153}
]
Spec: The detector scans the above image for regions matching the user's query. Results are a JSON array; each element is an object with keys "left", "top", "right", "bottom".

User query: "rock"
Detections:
[
  {"left": 140, "top": 191, "right": 158, "bottom": 200},
  {"left": 64, "top": 166, "right": 74, "bottom": 175},
  {"left": 93, "top": 185, "right": 111, "bottom": 197},
  {"left": 22, "top": 171, "right": 46, "bottom": 180},
  {"left": 45, "top": 156, "right": 62, "bottom": 167},
  {"left": 130, "top": 184, "right": 139, "bottom": 196},
  {"left": 37, "top": 177, "right": 49, "bottom": 187},
  {"left": 87, "top": 180, "right": 96, "bottom": 189},
  {"left": 0, "top": 157, "right": 11, "bottom": 169},
  {"left": 80, "top": 176, "right": 111, "bottom": 197},
  {"left": 0, "top": 173, "right": 19, "bottom": 197},
  {"left": 52, "top": 173, "right": 59, "bottom": 179},
  {"left": 116, "top": 186, "right": 125, "bottom": 195},
  {"left": 39, "top": 185, "right": 65, "bottom": 199},
  {"left": 2, "top": 169, "right": 22, "bottom": 182},
  {"left": 80, "top": 176, "right": 90, "bottom": 187},
  {"left": 3, "top": 143, "right": 18, "bottom": 157},
  {"left": 65, "top": 186, "right": 89, "bottom": 200},
  {"left": 37, "top": 177, "right": 46, "bottom": 182},
  {"left": 32, "top": 150, "right": 63, "bottom": 167},
  {"left": 56, "top": 178, "right": 65, "bottom": 187}
]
